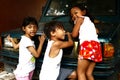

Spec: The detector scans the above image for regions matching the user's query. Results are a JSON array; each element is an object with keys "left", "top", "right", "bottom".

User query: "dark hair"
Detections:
[
  {"left": 44, "top": 21, "right": 64, "bottom": 39},
  {"left": 73, "top": 4, "right": 87, "bottom": 12},
  {"left": 22, "top": 16, "right": 38, "bottom": 27}
]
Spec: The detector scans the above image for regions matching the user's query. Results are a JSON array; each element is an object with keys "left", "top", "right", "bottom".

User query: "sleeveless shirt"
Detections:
[
  {"left": 39, "top": 40, "right": 63, "bottom": 80},
  {"left": 79, "top": 16, "right": 99, "bottom": 44}
]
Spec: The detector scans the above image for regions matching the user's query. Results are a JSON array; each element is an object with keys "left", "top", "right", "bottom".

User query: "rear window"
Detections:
[{"left": 45, "top": 0, "right": 117, "bottom": 16}]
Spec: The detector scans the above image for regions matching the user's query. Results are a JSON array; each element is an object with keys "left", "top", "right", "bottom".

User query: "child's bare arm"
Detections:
[
  {"left": 72, "top": 17, "right": 83, "bottom": 38},
  {"left": 28, "top": 35, "right": 45, "bottom": 58},
  {"left": 37, "top": 35, "right": 46, "bottom": 55},
  {"left": 57, "top": 32, "right": 73, "bottom": 49},
  {"left": 49, "top": 32, "right": 73, "bottom": 57},
  {"left": 7, "top": 35, "right": 19, "bottom": 49}
]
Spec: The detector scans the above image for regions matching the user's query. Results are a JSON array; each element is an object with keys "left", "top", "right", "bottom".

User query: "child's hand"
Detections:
[
  {"left": 66, "top": 32, "right": 72, "bottom": 37},
  {"left": 38, "top": 34, "right": 46, "bottom": 43},
  {"left": 75, "top": 17, "right": 83, "bottom": 25},
  {"left": 66, "top": 32, "right": 71, "bottom": 35},
  {"left": 7, "top": 35, "right": 13, "bottom": 42},
  {"left": 73, "top": 17, "right": 83, "bottom": 24}
]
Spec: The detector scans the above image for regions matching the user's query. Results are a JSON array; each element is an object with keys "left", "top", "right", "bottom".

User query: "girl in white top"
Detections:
[
  {"left": 39, "top": 21, "right": 73, "bottom": 80},
  {"left": 7, "top": 16, "right": 45, "bottom": 80},
  {"left": 70, "top": 5, "right": 102, "bottom": 80}
]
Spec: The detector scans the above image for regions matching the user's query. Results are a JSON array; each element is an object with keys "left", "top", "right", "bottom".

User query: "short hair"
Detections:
[
  {"left": 44, "top": 21, "right": 64, "bottom": 39},
  {"left": 22, "top": 16, "right": 38, "bottom": 28}
]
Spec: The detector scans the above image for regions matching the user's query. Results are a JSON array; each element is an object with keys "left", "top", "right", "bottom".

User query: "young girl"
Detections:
[
  {"left": 39, "top": 21, "right": 74, "bottom": 80},
  {"left": 7, "top": 16, "right": 45, "bottom": 80},
  {"left": 70, "top": 5, "right": 102, "bottom": 80}
]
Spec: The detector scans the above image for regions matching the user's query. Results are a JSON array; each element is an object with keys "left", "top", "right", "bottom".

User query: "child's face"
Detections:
[
  {"left": 70, "top": 7, "right": 85, "bottom": 21},
  {"left": 52, "top": 27, "right": 65, "bottom": 40},
  {"left": 22, "top": 24, "right": 38, "bottom": 38}
]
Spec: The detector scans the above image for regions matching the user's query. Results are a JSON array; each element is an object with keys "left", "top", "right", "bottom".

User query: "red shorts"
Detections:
[{"left": 78, "top": 40, "right": 102, "bottom": 62}]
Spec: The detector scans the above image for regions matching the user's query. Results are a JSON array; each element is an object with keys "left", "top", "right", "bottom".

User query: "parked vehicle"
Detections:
[{"left": 0, "top": 0, "right": 120, "bottom": 80}]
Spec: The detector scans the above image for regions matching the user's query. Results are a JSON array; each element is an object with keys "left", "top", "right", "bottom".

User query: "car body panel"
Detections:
[{"left": 0, "top": 0, "right": 120, "bottom": 80}]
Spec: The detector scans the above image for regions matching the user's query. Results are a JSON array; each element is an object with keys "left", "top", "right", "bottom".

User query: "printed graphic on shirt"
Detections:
[{"left": 30, "top": 56, "right": 35, "bottom": 63}]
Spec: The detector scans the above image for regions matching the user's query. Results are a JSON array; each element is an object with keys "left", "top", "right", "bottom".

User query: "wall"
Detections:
[{"left": 0, "top": 0, "right": 47, "bottom": 34}]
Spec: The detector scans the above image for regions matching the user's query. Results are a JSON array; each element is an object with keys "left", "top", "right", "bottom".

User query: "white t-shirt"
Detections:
[
  {"left": 14, "top": 35, "right": 35, "bottom": 77},
  {"left": 79, "top": 16, "right": 99, "bottom": 44},
  {"left": 39, "top": 40, "right": 63, "bottom": 80}
]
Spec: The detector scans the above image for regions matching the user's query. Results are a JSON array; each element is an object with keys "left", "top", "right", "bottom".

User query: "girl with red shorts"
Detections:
[{"left": 70, "top": 4, "right": 102, "bottom": 80}]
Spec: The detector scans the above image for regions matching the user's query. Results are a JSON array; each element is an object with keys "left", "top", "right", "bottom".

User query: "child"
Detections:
[
  {"left": 7, "top": 16, "right": 45, "bottom": 80},
  {"left": 39, "top": 21, "right": 74, "bottom": 80},
  {"left": 70, "top": 5, "right": 102, "bottom": 80}
]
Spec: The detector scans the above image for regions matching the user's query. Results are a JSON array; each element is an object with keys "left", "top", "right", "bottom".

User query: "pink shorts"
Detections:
[
  {"left": 15, "top": 70, "right": 34, "bottom": 80},
  {"left": 79, "top": 40, "right": 102, "bottom": 62}
]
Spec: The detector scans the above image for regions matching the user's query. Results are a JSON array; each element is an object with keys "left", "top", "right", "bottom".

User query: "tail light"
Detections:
[
  {"left": 103, "top": 43, "right": 115, "bottom": 58},
  {"left": 72, "top": 41, "right": 78, "bottom": 57}
]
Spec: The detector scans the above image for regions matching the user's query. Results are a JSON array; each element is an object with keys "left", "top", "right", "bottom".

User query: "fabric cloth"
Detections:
[
  {"left": 39, "top": 40, "right": 63, "bottom": 80},
  {"left": 14, "top": 35, "right": 36, "bottom": 77},
  {"left": 79, "top": 40, "right": 102, "bottom": 62},
  {"left": 77, "top": 16, "right": 102, "bottom": 62},
  {"left": 79, "top": 16, "right": 99, "bottom": 44},
  {"left": 57, "top": 68, "right": 74, "bottom": 80},
  {"left": 15, "top": 70, "right": 34, "bottom": 80}
]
